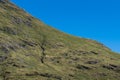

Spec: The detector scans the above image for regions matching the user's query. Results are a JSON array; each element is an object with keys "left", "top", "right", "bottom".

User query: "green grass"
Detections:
[{"left": 0, "top": 1, "right": 120, "bottom": 80}]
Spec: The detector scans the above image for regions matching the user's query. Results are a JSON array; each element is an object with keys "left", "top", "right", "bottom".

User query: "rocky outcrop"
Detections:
[
  {"left": 0, "top": 0, "right": 9, "bottom": 3},
  {"left": 76, "top": 64, "right": 91, "bottom": 70},
  {"left": 102, "top": 64, "right": 120, "bottom": 73},
  {"left": 26, "top": 72, "right": 62, "bottom": 80}
]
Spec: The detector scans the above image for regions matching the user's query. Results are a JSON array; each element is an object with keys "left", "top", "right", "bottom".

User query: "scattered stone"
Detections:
[
  {"left": 49, "top": 57, "right": 61, "bottom": 64},
  {"left": 71, "top": 57, "right": 79, "bottom": 61},
  {"left": 62, "top": 53, "right": 68, "bottom": 57}
]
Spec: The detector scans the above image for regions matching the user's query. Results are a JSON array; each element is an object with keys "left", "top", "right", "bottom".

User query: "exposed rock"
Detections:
[
  {"left": 69, "top": 50, "right": 99, "bottom": 55},
  {"left": 0, "top": 26, "right": 18, "bottom": 35},
  {"left": 26, "top": 72, "right": 62, "bottom": 80},
  {"left": 50, "top": 42, "right": 64, "bottom": 49},
  {"left": 21, "top": 40, "right": 37, "bottom": 47},
  {"left": 0, "top": 43, "right": 17, "bottom": 53},
  {"left": 90, "top": 51, "right": 98, "bottom": 55},
  {"left": 0, "top": 0, "right": 9, "bottom": 3},
  {"left": 11, "top": 16, "right": 23, "bottom": 24},
  {"left": 39, "top": 73, "right": 62, "bottom": 80},
  {"left": 102, "top": 64, "right": 120, "bottom": 73},
  {"left": 23, "top": 20, "right": 32, "bottom": 27},
  {"left": 68, "top": 74, "right": 74, "bottom": 77},
  {"left": 71, "top": 57, "right": 79, "bottom": 61},
  {"left": 0, "top": 56, "right": 7, "bottom": 62},
  {"left": 85, "top": 60, "right": 100, "bottom": 64},
  {"left": 76, "top": 64, "right": 91, "bottom": 70},
  {"left": 11, "top": 16, "right": 33, "bottom": 27},
  {"left": 49, "top": 57, "right": 61, "bottom": 64},
  {"left": 62, "top": 53, "right": 68, "bottom": 57},
  {"left": 12, "top": 63, "right": 25, "bottom": 68},
  {"left": 0, "top": 46, "right": 9, "bottom": 53}
]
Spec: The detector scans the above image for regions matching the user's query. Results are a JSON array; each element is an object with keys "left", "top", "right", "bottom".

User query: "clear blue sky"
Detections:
[{"left": 11, "top": 0, "right": 120, "bottom": 53}]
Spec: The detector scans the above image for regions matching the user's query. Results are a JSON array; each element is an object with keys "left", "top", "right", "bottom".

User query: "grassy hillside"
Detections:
[{"left": 0, "top": 1, "right": 120, "bottom": 80}]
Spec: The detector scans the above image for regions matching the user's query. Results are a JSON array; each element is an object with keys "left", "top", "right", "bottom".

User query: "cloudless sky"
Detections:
[{"left": 11, "top": 0, "right": 120, "bottom": 53}]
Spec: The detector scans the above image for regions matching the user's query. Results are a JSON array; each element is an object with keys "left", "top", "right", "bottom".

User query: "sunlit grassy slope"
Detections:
[{"left": 0, "top": 1, "right": 120, "bottom": 80}]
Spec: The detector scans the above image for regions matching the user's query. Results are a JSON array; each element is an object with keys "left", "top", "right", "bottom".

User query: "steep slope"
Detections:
[{"left": 0, "top": 1, "right": 120, "bottom": 80}]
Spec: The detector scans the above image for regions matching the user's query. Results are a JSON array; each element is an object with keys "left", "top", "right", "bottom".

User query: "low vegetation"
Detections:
[{"left": 0, "top": 0, "right": 120, "bottom": 80}]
